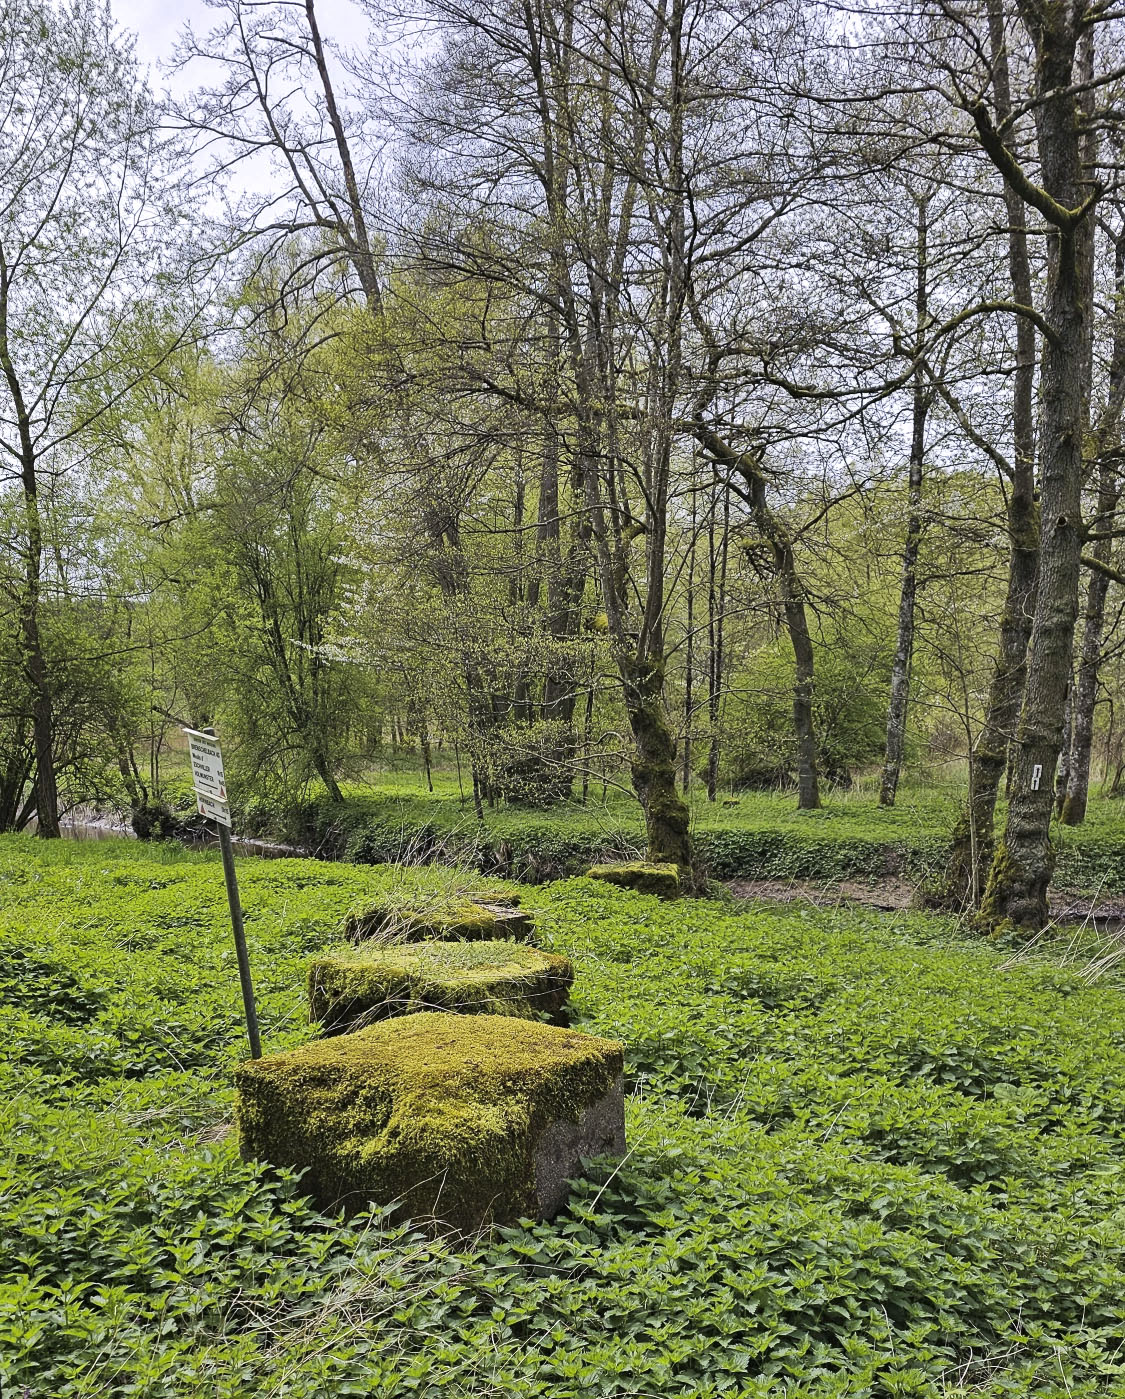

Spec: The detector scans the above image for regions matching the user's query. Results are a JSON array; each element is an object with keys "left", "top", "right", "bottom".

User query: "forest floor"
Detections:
[{"left": 6, "top": 835, "right": 1125, "bottom": 1396}]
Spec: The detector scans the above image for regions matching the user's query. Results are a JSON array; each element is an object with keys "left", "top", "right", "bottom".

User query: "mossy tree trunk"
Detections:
[
  {"left": 620, "top": 656, "right": 692, "bottom": 869},
  {"left": 978, "top": 20, "right": 1095, "bottom": 930}
]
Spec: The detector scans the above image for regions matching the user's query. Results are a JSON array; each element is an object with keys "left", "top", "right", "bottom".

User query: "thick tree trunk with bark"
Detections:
[
  {"left": 941, "top": 2, "right": 1038, "bottom": 907},
  {"left": 620, "top": 654, "right": 692, "bottom": 869},
  {"left": 980, "top": 21, "right": 1093, "bottom": 929},
  {"left": 1061, "top": 227, "right": 1125, "bottom": 824},
  {"left": 943, "top": 494, "right": 1038, "bottom": 906}
]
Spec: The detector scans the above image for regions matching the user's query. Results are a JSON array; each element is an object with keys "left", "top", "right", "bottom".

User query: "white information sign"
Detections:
[
  {"left": 196, "top": 791, "right": 232, "bottom": 827},
  {"left": 185, "top": 728, "right": 228, "bottom": 802},
  {"left": 1031, "top": 763, "right": 1043, "bottom": 791},
  {"left": 181, "top": 726, "right": 258, "bottom": 1056}
]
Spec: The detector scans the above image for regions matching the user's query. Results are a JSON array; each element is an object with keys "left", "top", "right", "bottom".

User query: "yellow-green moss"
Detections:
[
  {"left": 586, "top": 862, "right": 680, "bottom": 899},
  {"left": 342, "top": 894, "right": 534, "bottom": 945},
  {"left": 234, "top": 1012, "right": 624, "bottom": 1230},
  {"left": 308, "top": 939, "right": 573, "bottom": 1034}
]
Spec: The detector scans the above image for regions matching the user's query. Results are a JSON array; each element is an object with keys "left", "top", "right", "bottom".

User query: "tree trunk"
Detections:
[
  {"left": 697, "top": 425, "right": 820, "bottom": 809},
  {"left": 620, "top": 655, "right": 692, "bottom": 869},
  {"left": 303, "top": 0, "right": 382, "bottom": 312},
  {"left": 980, "top": 23, "right": 1093, "bottom": 930},
  {"left": 581, "top": 675, "right": 595, "bottom": 805},
  {"left": 312, "top": 751, "right": 344, "bottom": 804},
  {"left": 705, "top": 487, "right": 728, "bottom": 801},
  {"left": 18, "top": 446, "right": 58, "bottom": 837},
  {"left": 0, "top": 722, "right": 34, "bottom": 833},
  {"left": 779, "top": 556, "right": 820, "bottom": 810},
  {"left": 942, "top": 1, "right": 1038, "bottom": 907},
  {"left": 0, "top": 246, "right": 59, "bottom": 838},
  {"left": 1062, "top": 576, "right": 1110, "bottom": 826},
  {"left": 1061, "top": 225, "right": 1125, "bottom": 824},
  {"left": 25, "top": 595, "right": 60, "bottom": 838},
  {"left": 682, "top": 488, "right": 696, "bottom": 790},
  {"left": 1055, "top": 684, "right": 1073, "bottom": 816},
  {"left": 421, "top": 720, "right": 434, "bottom": 793},
  {"left": 880, "top": 197, "right": 929, "bottom": 808}
]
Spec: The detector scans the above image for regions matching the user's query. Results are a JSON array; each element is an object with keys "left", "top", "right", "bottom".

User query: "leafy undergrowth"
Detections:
[
  {"left": 5, "top": 836, "right": 1125, "bottom": 1396},
  {"left": 235, "top": 775, "right": 1125, "bottom": 892}
]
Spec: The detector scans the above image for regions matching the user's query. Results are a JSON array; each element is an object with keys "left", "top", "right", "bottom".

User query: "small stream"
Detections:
[
  {"left": 44, "top": 817, "right": 305, "bottom": 860},
  {"left": 32, "top": 819, "right": 1125, "bottom": 930}
]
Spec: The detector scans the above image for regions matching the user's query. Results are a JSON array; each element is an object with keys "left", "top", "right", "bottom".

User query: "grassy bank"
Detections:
[
  {"left": 5, "top": 836, "right": 1125, "bottom": 1395},
  {"left": 228, "top": 773, "right": 1125, "bottom": 893}
]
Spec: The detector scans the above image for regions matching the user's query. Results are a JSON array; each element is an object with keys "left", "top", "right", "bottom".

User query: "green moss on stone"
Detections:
[
  {"left": 235, "top": 1012, "right": 624, "bottom": 1230},
  {"left": 586, "top": 861, "right": 680, "bottom": 899},
  {"left": 342, "top": 894, "right": 533, "bottom": 945},
  {"left": 308, "top": 939, "right": 573, "bottom": 1034}
]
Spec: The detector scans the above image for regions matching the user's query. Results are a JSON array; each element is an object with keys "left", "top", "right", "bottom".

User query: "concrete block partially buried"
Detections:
[
  {"left": 587, "top": 861, "right": 680, "bottom": 900},
  {"left": 235, "top": 1012, "right": 625, "bottom": 1232},
  {"left": 308, "top": 939, "right": 573, "bottom": 1035},
  {"left": 343, "top": 893, "right": 534, "bottom": 945}
]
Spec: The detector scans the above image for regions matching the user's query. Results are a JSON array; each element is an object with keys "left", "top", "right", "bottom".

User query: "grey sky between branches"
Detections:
[{"left": 114, "top": 0, "right": 369, "bottom": 92}]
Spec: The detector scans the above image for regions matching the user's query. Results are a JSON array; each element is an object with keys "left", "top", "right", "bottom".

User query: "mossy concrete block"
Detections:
[
  {"left": 343, "top": 895, "right": 533, "bottom": 945},
  {"left": 235, "top": 1012, "right": 625, "bottom": 1231},
  {"left": 308, "top": 939, "right": 574, "bottom": 1035},
  {"left": 586, "top": 861, "right": 680, "bottom": 899}
]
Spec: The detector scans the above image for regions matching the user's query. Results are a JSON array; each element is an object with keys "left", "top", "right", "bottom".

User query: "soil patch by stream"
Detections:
[{"left": 728, "top": 877, "right": 1125, "bottom": 929}]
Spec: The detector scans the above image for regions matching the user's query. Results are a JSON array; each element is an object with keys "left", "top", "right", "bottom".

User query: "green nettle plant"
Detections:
[{"left": 5, "top": 835, "right": 1125, "bottom": 1395}]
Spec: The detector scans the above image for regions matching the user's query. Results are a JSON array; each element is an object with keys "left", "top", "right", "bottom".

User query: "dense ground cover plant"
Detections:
[{"left": 4, "top": 836, "right": 1125, "bottom": 1395}]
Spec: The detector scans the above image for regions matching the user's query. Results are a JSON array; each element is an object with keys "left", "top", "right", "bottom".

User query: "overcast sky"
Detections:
[{"left": 114, "top": 0, "right": 371, "bottom": 91}]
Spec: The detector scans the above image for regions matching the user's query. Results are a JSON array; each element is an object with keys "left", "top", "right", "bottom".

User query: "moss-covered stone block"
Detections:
[
  {"left": 343, "top": 894, "right": 533, "bottom": 945},
  {"left": 586, "top": 861, "right": 680, "bottom": 899},
  {"left": 308, "top": 939, "right": 574, "bottom": 1035},
  {"left": 235, "top": 1012, "right": 625, "bottom": 1230}
]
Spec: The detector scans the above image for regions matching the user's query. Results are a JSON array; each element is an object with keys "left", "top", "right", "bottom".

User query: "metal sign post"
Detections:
[{"left": 184, "top": 727, "right": 261, "bottom": 1059}]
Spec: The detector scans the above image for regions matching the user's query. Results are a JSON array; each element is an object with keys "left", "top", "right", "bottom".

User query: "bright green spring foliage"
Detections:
[
  {"left": 235, "top": 1011, "right": 621, "bottom": 1228},
  {"left": 6, "top": 835, "right": 1125, "bottom": 1394},
  {"left": 307, "top": 939, "right": 573, "bottom": 1033},
  {"left": 586, "top": 861, "right": 680, "bottom": 899}
]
